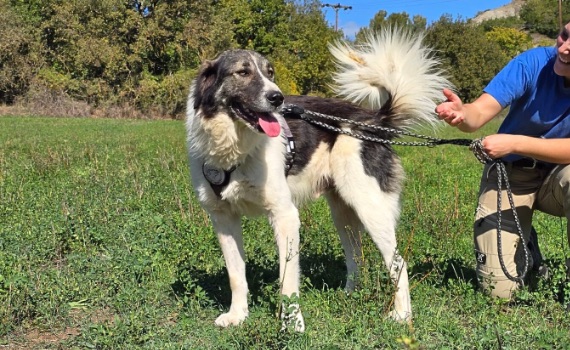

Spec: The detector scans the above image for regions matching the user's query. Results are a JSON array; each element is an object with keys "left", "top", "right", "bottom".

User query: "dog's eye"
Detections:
[
  {"left": 237, "top": 70, "right": 250, "bottom": 77},
  {"left": 267, "top": 69, "right": 274, "bottom": 79}
]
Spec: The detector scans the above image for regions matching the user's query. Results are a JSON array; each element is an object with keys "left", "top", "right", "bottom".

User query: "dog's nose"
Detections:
[{"left": 266, "top": 91, "right": 284, "bottom": 107}]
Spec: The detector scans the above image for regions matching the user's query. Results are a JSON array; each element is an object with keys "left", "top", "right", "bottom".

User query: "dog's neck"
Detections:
[{"left": 189, "top": 112, "right": 267, "bottom": 170}]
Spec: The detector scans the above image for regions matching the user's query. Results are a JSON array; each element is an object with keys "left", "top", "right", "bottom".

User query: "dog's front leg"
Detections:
[
  {"left": 270, "top": 207, "right": 305, "bottom": 332},
  {"left": 210, "top": 211, "right": 249, "bottom": 327}
]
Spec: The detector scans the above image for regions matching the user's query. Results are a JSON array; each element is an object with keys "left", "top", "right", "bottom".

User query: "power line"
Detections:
[{"left": 322, "top": 3, "right": 353, "bottom": 31}]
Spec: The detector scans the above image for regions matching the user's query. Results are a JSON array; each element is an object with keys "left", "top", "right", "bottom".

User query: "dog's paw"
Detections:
[
  {"left": 344, "top": 280, "right": 356, "bottom": 293},
  {"left": 214, "top": 310, "right": 248, "bottom": 328},
  {"left": 388, "top": 309, "right": 412, "bottom": 324},
  {"left": 280, "top": 305, "right": 305, "bottom": 332}
]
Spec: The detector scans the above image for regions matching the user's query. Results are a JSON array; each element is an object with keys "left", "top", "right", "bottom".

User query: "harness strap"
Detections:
[{"left": 279, "top": 111, "right": 296, "bottom": 175}]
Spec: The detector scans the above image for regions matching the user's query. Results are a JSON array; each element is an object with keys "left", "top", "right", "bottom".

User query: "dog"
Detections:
[{"left": 185, "top": 28, "right": 450, "bottom": 332}]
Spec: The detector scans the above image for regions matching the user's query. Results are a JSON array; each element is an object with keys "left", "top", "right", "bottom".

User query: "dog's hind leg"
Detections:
[
  {"left": 210, "top": 211, "right": 249, "bottom": 327},
  {"left": 269, "top": 205, "right": 305, "bottom": 332},
  {"left": 331, "top": 150, "right": 411, "bottom": 321},
  {"left": 346, "top": 189, "right": 411, "bottom": 322},
  {"left": 325, "top": 191, "right": 364, "bottom": 292}
]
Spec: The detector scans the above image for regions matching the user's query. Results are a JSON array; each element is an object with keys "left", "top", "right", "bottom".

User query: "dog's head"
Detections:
[{"left": 192, "top": 49, "right": 284, "bottom": 137}]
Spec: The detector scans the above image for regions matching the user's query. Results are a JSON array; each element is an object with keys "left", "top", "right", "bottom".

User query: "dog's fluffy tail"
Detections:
[{"left": 329, "top": 28, "right": 451, "bottom": 130}]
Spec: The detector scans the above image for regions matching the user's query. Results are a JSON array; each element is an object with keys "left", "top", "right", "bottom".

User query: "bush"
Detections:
[
  {"left": 0, "top": 2, "right": 42, "bottom": 104},
  {"left": 486, "top": 27, "right": 533, "bottom": 59},
  {"left": 17, "top": 83, "right": 92, "bottom": 118},
  {"left": 478, "top": 16, "right": 526, "bottom": 32},
  {"left": 132, "top": 69, "right": 196, "bottom": 118}
]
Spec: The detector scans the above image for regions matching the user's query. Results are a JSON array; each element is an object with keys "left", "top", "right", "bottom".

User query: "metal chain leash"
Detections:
[
  {"left": 470, "top": 139, "right": 530, "bottom": 283},
  {"left": 282, "top": 105, "right": 530, "bottom": 283},
  {"left": 295, "top": 108, "right": 473, "bottom": 147}
]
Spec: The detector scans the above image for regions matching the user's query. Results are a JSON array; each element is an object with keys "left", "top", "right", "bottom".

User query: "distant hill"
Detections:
[
  {"left": 471, "top": 0, "right": 555, "bottom": 45},
  {"left": 472, "top": 0, "right": 526, "bottom": 23}
]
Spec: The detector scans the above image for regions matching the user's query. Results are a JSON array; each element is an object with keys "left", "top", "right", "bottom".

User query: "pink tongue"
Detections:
[{"left": 258, "top": 114, "right": 281, "bottom": 137}]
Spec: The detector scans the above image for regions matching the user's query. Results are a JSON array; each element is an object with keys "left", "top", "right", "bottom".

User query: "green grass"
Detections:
[{"left": 1, "top": 116, "right": 569, "bottom": 349}]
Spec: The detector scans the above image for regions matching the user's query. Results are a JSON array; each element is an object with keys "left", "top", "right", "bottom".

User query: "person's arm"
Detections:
[
  {"left": 482, "top": 134, "right": 570, "bottom": 164},
  {"left": 435, "top": 89, "right": 503, "bottom": 133},
  {"left": 436, "top": 89, "right": 570, "bottom": 164}
]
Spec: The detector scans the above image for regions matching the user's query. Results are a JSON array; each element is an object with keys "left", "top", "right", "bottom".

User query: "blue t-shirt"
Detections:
[{"left": 483, "top": 47, "right": 570, "bottom": 161}]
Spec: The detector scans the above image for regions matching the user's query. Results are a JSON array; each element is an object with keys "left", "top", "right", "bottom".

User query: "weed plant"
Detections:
[{"left": 0, "top": 116, "right": 569, "bottom": 349}]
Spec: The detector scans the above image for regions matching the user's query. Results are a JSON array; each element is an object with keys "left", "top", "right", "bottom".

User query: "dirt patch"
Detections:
[
  {"left": 3, "top": 308, "right": 115, "bottom": 350},
  {"left": 3, "top": 327, "right": 79, "bottom": 350}
]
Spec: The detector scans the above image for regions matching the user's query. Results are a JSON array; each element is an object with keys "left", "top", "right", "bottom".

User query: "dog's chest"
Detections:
[{"left": 220, "top": 179, "right": 267, "bottom": 216}]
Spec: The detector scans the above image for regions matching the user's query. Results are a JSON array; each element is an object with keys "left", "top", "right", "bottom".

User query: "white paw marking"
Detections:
[{"left": 214, "top": 311, "right": 248, "bottom": 327}]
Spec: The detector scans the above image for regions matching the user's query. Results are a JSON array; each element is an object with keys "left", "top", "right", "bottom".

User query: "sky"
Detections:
[{"left": 322, "top": 0, "right": 513, "bottom": 38}]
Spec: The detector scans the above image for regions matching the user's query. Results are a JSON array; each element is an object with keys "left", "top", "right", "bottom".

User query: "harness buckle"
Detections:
[
  {"left": 280, "top": 104, "right": 305, "bottom": 117},
  {"left": 203, "top": 163, "right": 233, "bottom": 186}
]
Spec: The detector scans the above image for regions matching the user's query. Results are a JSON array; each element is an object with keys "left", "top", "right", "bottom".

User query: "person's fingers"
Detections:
[
  {"left": 442, "top": 88, "right": 461, "bottom": 105},
  {"left": 450, "top": 116, "right": 464, "bottom": 125},
  {"left": 442, "top": 88, "right": 454, "bottom": 100}
]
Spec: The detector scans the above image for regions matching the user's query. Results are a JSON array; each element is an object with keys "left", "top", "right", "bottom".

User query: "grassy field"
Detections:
[{"left": 1, "top": 116, "right": 569, "bottom": 349}]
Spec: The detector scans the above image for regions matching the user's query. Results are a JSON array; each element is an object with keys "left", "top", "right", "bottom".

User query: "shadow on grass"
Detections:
[
  {"left": 412, "top": 256, "right": 570, "bottom": 310},
  {"left": 173, "top": 253, "right": 494, "bottom": 311},
  {"left": 171, "top": 252, "right": 347, "bottom": 309},
  {"left": 410, "top": 256, "right": 478, "bottom": 289}
]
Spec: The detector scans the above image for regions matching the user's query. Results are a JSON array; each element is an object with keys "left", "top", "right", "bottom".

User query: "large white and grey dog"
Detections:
[{"left": 185, "top": 29, "right": 449, "bottom": 331}]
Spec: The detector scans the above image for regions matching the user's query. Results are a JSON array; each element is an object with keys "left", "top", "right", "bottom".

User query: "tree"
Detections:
[
  {"left": 7, "top": 0, "right": 554, "bottom": 117},
  {"left": 354, "top": 11, "right": 427, "bottom": 43},
  {"left": 0, "top": 1, "right": 43, "bottom": 103},
  {"left": 29, "top": 0, "right": 232, "bottom": 115},
  {"left": 425, "top": 16, "right": 508, "bottom": 102},
  {"left": 218, "top": 0, "right": 338, "bottom": 95},
  {"left": 223, "top": 0, "right": 292, "bottom": 55},
  {"left": 270, "top": 0, "right": 340, "bottom": 95},
  {"left": 520, "top": 0, "right": 570, "bottom": 37}
]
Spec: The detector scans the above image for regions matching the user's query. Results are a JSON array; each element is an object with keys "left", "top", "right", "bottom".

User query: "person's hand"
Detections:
[
  {"left": 481, "top": 134, "right": 520, "bottom": 159},
  {"left": 435, "top": 88, "right": 465, "bottom": 126}
]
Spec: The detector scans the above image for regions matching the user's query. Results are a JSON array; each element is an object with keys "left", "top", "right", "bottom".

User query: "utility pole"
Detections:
[
  {"left": 559, "top": 0, "right": 563, "bottom": 30},
  {"left": 322, "top": 3, "right": 353, "bottom": 31}
]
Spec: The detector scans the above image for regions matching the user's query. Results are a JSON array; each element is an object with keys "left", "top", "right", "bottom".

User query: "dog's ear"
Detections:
[{"left": 193, "top": 59, "right": 219, "bottom": 110}]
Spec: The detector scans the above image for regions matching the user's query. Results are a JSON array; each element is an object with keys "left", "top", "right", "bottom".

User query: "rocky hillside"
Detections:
[
  {"left": 471, "top": 0, "right": 555, "bottom": 45},
  {"left": 472, "top": 0, "right": 526, "bottom": 23}
]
